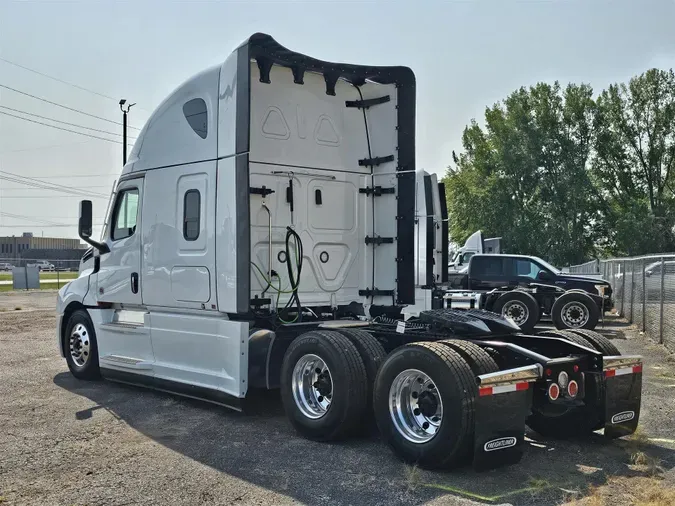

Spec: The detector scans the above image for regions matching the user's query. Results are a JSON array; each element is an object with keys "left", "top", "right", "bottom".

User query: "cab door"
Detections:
[{"left": 96, "top": 178, "right": 144, "bottom": 305}]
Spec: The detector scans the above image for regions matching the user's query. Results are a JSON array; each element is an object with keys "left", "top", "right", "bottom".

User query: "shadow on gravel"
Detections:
[{"left": 53, "top": 372, "right": 675, "bottom": 505}]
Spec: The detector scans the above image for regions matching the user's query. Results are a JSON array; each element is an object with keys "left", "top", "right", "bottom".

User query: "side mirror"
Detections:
[
  {"left": 537, "top": 271, "right": 552, "bottom": 281},
  {"left": 78, "top": 200, "right": 109, "bottom": 254},
  {"left": 79, "top": 200, "right": 93, "bottom": 239}
]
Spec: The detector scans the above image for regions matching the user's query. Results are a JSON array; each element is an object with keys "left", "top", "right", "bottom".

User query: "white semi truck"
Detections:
[{"left": 59, "top": 33, "right": 642, "bottom": 470}]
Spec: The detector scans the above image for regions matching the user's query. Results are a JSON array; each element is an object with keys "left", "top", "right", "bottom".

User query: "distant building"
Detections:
[{"left": 0, "top": 235, "right": 85, "bottom": 257}]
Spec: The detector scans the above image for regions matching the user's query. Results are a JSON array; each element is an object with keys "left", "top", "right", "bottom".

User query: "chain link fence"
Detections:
[
  {"left": 570, "top": 255, "right": 675, "bottom": 352},
  {"left": 0, "top": 257, "right": 80, "bottom": 292}
]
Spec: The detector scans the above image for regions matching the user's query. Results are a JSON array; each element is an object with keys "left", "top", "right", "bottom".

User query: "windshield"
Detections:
[{"left": 535, "top": 257, "right": 561, "bottom": 275}]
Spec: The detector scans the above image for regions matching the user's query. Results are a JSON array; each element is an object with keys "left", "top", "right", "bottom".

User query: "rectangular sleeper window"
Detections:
[{"left": 183, "top": 189, "right": 201, "bottom": 241}]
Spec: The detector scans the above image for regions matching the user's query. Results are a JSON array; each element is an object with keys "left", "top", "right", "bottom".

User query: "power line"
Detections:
[
  {"left": 0, "top": 169, "right": 109, "bottom": 195},
  {"left": 1, "top": 185, "right": 111, "bottom": 190},
  {"left": 0, "top": 173, "right": 108, "bottom": 198},
  {"left": 0, "top": 105, "right": 137, "bottom": 139},
  {"left": 0, "top": 56, "right": 118, "bottom": 101},
  {"left": 0, "top": 110, "right": 129, "bottom": 145},
  {"left": 0, "top": 140, "right": 96, "bottom": 155},
  {"left": 28, "top": 173, "right": 118, "bottom": 179},
  {"left": 0, "top": 56, "right": 152, "bottom": 113},
  {"left": 0, "top": 84, "right": 142, "bottom": 130},
  {"left": 0, "top": 195, "right": 109, "bottom": 199},
  {"left": 0, "top": 170, "right": 108, "bottom": 198},
  {"left": 0, "top": 211, "right": 68, "bottom": 226}
]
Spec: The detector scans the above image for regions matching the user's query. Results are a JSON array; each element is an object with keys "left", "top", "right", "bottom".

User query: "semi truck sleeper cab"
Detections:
[{"left": 57, "top": 33, "right": 642, "bottom": 470}]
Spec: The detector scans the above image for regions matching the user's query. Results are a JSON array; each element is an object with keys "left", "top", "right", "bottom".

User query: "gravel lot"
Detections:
[{"left": 1, "top": 291, "right": 674, "bottom": 505}]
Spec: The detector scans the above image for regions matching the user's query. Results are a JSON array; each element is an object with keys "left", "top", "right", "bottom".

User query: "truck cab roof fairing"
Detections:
[
  {"left": 240, "top": 33, "right": 417, "bottom": 304},
  {"left": 122, "top": 33, "right": 417, "bottom": 305}
]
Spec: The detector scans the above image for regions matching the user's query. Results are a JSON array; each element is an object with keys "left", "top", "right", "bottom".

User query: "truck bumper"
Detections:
[{"left": 471, "top": 355, "right": 643, "bottom": 470}]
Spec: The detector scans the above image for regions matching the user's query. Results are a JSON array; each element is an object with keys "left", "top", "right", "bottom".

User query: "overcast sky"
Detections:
[{"left": 1, "top": 0, "right": 674, "bottom": 239}]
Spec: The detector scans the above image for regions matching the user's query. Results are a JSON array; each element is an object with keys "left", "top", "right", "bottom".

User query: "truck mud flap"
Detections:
[
  {"left": 603, "top": 355, "right": 642, "bottom": 439},
  {"left": 473, "top": 365, "right": 541, "bottom": 471}
]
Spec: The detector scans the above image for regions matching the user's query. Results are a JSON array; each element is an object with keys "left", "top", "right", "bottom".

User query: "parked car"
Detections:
[
  {"left": 27, "top": 260, "right": 55, "bottom": 271},
  {"left": 644, "top": 260, "right": 675, "bottom": 300},
  {"left": 442, "top": 254, "right": 612, "bottom": 332},
  {"left": 0, "top": 262, "right": 14, "bottom": 271}
]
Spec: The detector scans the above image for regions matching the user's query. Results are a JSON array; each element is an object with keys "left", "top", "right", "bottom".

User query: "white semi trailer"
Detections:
[{"left": 59, "top": 33, "right": 642, "bottom": 470}]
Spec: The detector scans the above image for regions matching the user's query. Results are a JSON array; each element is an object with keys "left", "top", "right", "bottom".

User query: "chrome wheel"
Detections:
[
  {"left": 502, "top": 301, "right": 529, "bottom": 326},
  {"left": 292, "top": 354, "right": 332, "bottom": 419},
  {"left": 389, "top": 369, "right": 443, "bottom": 444},
  {"left": 561, "top": 302, "right": 589, "bottom": 328},
  {"left": 69, "top": 323, "right": 91, "bottom": 367}
]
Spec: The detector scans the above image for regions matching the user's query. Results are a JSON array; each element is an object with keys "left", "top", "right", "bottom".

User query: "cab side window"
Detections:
[
  {"left": 472, "top": 256, "right": 505, "bottom": 277},
  {"left": 111, "top": 189, "right": 139, "bottom": 241},
  {"left": 515, "top": 259, "right": 541, "bottom": 279},
  {"left": 183, "top": 189, "right": 201, "bottom": 241}
]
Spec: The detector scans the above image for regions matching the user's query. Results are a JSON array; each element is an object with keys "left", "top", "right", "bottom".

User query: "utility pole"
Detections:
[{"left": 119, "top": 99, "right": 136, "bottom": 165}]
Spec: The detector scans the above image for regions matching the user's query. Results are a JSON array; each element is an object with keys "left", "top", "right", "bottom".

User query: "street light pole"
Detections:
[{"left": 119, "top": 99, "right": 136, "bottom": 166}]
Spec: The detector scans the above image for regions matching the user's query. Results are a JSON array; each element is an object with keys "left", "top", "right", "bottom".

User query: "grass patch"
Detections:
[
  {"left": 566, "top": 476, "right": 675, "bottom": 505},
  {"left": 628, "top": 427, "right": 651, "bottom": 447},
  {"left": 0, "top": 272, "right": 77, "bottom": 282},
  {"left": 403, "top": 464, "right": 422, "bottom": 492},
  {"left": 423, "top": 476, "right": 554, "bottom": 502},
  {"left": 0, "top": 284, "right": 65, "bottom": 293}
]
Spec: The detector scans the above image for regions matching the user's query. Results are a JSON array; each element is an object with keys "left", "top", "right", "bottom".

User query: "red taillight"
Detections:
[
  {"left": 567, "top": 380, "right": 579, "bottom": 398},
  {"left": 545, "top": 368, "right": 552, "bottom": 377},
  {"left": 573, "top": 365, "right": 579, "bottom": 373},
  {"left": 548, "top": 383, "right": 560, "bottom": 401}
]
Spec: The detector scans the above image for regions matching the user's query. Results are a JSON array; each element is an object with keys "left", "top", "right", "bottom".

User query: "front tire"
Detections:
[
  {"left": 280, "top": 330, "right": 368, "bottom": 441},
  {"left": 64, "top": 309, "right": 100, "bottom": 380},
  {"left": 374, "top": 342, "right": 476, "bottom": 469}
]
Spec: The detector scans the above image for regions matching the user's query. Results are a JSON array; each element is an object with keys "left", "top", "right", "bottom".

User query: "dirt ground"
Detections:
[{"left": 1, "top": 290, "right": 674, "bottom": 505}]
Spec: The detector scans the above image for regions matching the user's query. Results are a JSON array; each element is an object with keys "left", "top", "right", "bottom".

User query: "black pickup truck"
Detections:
[{"left": 444, "top": 254, "right": 612, "bottom": 332}]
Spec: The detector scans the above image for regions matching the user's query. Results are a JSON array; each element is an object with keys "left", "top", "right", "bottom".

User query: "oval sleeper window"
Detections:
[{"left": 183, "top": 98, "right": 208, "bottom": 139}]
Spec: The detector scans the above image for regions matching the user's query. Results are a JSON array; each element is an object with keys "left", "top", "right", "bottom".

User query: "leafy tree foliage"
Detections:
[{"left": 444, "top": 69, "right": 675, "bottom": 264}]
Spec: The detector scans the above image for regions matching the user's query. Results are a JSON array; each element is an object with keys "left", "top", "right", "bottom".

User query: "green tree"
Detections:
[
  {"left": 444, "top": 82, "right": 599, "bottom": 265},
  {"left": 592, "top": 68, "right": 675, "bottom": 255}
]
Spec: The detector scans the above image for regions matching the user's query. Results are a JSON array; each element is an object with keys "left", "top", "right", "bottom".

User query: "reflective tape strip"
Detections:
[
  {"left": 479, "top": 382, "right": 529, "bottom": 397},
  {"left": 604, "top": 364, "right": 642, "bottom": 378}
]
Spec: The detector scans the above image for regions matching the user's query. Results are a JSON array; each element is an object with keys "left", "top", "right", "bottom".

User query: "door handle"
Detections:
[{"left": 131, "top": 272, "right": 139, "bottom": 294}]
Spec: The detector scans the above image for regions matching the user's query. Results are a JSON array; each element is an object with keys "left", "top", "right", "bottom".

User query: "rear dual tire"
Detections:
[
  {"left": 282, "top": 331, "right": 498, "bottom": 468},
  {"left": 280, "top": 330, "right": 368, "bottom": 441},
  {"left": 374, "top": 341, "right": 493, "bottom": 469}
]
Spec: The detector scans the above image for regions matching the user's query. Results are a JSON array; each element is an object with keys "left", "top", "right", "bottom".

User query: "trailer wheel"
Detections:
[
  {"left": 64, "top": 309, "right": 100, "bottom": 380},
  {"left": 567, "top": 329, "right": 620, "bottom": 356},
  {"left": 493, "top": 291, "right": 540, "bottom": 333},
  {"left": 334, "top": 328, "right": 386, "bottom": 426},
  {"left": 373, "top": 342, "right": 475, "bottom": 469},
  {"left": 439, "top": 340, "right": 499, "bottom": 375},
  {"left": 280, "top": 330, "right": 368, "bottom": 441},
  {"left": 551, "top": 291, "right": 599, "bottom": 330},
  {"left": 528, "top": 329, "right": 602, "bottom": 437}
]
